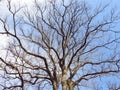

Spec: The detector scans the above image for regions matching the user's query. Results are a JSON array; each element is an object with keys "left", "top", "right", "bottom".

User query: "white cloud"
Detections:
[{"left": 0, "top": 35, "right": 8, "bottom": 49}]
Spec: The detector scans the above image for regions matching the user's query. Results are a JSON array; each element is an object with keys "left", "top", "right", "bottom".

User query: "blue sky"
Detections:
[{"left": 82, "top": 0, "right": 120, "bottom": 90}]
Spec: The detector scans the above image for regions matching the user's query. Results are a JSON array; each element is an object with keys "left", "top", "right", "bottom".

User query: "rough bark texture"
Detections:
[
  {"left": 68, "top": 79, "right": 74, "bottom": 90},
  {"left": 53, "top": 81, "right": 58, "bottom": 90}
]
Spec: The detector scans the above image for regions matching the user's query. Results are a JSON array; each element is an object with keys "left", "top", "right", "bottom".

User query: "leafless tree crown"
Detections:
[{"left": 0, "top": 0, "right": 120, "bottom": 90}]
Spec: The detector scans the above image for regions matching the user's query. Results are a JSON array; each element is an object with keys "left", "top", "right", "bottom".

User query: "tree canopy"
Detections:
[{"left": 0, "top": 0, "right": 120, "bottom": 90}]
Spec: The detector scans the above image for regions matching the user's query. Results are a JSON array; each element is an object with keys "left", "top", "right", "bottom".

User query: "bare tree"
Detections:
[{"left": 0, "top": 0, "right": 120, "bottom": 90}]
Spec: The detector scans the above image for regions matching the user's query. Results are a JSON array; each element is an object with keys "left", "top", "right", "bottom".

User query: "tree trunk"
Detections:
[
  {"left": 53, "top": 81, "right": 58, "bottom": 90},
  {"left": 62, "top": 70, "right": 67, "bottom": 90},
  {"left": 67, "top": 79, "right": 74, "bottom": 90},
  {"left": 69, "top": 85, "right": 74, "bottom": 90},
  {"left": 62, "top": 75, "right": 67, "bottom": 90}
]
